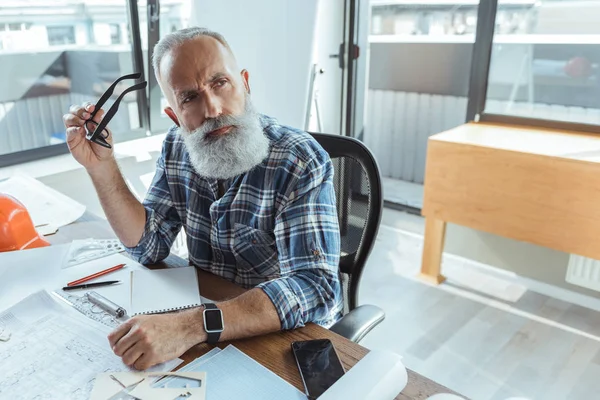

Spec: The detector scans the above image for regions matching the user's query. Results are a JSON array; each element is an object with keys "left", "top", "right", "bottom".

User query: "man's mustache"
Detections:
[{"left": 195, "top": 114, "right": 243, "bottom": 139}]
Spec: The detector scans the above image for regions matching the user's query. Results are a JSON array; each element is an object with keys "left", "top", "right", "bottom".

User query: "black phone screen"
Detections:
[{"left": 291, "top": 339, "right": 345, "bottom": 399}]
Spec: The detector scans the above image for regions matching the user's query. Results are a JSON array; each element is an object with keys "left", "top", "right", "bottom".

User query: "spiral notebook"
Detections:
[{"left": 130, "top": 267, "right": 202, "bottom": 316}]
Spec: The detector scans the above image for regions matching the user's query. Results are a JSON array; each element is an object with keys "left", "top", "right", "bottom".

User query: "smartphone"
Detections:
[{"left": 291, "top": 339, "right": 345, "bottom": 399}]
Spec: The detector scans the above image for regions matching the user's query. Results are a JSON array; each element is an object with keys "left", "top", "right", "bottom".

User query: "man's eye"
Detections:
[
  {"left": 215, "top": 79, "right": 227, "bottom": 88},
  {"left": 183, "top": 95, "right": 196, "bottom": 104}
]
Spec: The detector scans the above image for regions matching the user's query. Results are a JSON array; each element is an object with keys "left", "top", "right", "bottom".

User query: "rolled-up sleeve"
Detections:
[
  {"left": 257, "top": 151, "right": 342, "bottom": 330},
  {"left": 125, "top": 149, "right": 182, "bottom": 265}
]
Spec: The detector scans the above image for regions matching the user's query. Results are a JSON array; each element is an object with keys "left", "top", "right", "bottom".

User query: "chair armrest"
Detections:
[{"left": 329, "top": 304, "right": 385, "bottom": 343}]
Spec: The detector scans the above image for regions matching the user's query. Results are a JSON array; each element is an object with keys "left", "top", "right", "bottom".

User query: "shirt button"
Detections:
[
  {"left": 312, "top": 249, "right": 321, "bottom": 257},
  {"left": 252, "top": 239, "right": 258, "bottom": 244}
]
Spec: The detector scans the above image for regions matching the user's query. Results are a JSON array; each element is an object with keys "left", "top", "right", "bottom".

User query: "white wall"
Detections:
[
  {"left": 93, "top": 23, "right": 112, "bottom": 46},
  {"left": 309, "top": 0, "right": 345, "bottom": 134},
  {"left": 189, "top": 0, "right": 319, "bottom": 129}
]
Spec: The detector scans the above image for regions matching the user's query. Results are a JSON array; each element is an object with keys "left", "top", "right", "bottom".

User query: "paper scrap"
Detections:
[
  {"left": 0, "top": 175, "right": 86, "bottom": 234},
  {"left": 91, "top": 372, "right": 206, "bottom": 400},
  {"left": 0, "top": 329, "right": 10, "bottom": 342}
]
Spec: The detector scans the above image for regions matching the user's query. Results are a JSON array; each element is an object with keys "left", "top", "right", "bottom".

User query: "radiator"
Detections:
[
  {"left": 0, "top": 94, "right": 133, "bottom": 155},
  {"left": 363, "top": 90, "right": 468, "bottom": 183},
  {"left": 566, "top": 255, "right": 600, "bottom": 292},
  {"left": 364, "top": 90, "right": 600, "bottom": 183}
]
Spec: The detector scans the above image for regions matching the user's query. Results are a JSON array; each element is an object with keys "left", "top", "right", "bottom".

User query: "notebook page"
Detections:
[{"left": 130, "top": 267, "right": 202, "bottom": 315}]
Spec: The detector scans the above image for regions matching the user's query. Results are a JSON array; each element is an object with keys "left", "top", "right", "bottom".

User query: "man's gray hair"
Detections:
[{"left": 151, "top": 27, "right": 232, "bottom": 78}]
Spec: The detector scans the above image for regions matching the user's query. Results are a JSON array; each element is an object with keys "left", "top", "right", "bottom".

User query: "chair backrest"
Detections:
[{"left": 309, "top": 132, "right": 383, "bottom": 312}]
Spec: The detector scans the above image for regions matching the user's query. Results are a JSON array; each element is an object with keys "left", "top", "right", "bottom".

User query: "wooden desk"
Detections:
[
  {"left": 49, "top": 213, "right": 460, "bottom": 399},
  {"left": 420, "top": 122, "right": 600, "bottom": 284}
]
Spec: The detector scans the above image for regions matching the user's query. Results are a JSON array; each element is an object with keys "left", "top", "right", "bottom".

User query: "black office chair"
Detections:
[{"left": 309, "top": 132, "right": 385, "bottom": 343}]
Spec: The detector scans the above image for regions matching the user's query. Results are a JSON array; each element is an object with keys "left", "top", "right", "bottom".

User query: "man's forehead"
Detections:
[{"left": 160, "top": 36, "right": 237, "bottom": 88}]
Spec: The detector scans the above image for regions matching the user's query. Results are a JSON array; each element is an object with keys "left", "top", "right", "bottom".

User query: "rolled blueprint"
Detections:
[{"left": 318, "top": 350, "right": 407, "bottom": 400}]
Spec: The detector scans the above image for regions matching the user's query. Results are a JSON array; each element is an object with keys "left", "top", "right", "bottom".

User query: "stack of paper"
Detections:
[
  {"left": 0, "top": 248, "right": 139, "bottom": 316},
  {"left": 0, "top": 291, "right": 181, "bottom": 400},
  {"left": 0, "top": 247, "right": 210, "bottom": 328},
  {"left": 156, "top": 345, "right": 307, "bottom": 400}
]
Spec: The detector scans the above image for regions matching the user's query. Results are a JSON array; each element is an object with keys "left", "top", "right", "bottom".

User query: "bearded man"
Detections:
[{"left": 62, "top": 27, "right": 342, "bottom": 370}]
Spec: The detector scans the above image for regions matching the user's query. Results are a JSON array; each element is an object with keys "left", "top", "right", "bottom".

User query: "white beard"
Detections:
[{"left": 180, "top": 96, "right": 270, "bottom": 180}]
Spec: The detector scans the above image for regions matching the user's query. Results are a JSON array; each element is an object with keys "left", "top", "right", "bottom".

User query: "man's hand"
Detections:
[
  {"left": 63, "top": 102, "right": 147, "bottom": 248},
  {"left": 108, "top": 312, "right": 204, "bottom": 370},
  {"left": 62, "top": 102, "right": 114, "bottom": 172}
]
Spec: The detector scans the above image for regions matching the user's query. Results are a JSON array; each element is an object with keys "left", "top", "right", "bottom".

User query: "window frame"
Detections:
[
  {"left": 46, "top": 25, "right": 76, "bottom": 46},
  {"left": 0, "top": 1, "right": 151, "bottom": 168},
  {"left": 466, "top": 0, "right": 600, "bottom": 134}
]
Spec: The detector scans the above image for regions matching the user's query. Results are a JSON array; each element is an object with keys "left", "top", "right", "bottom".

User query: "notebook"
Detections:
[{"left": 130, "top": 267, "right": 202, "bottom": 316}]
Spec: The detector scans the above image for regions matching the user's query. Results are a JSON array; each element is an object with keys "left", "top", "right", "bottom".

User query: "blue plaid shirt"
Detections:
[{"left": 126, "top": 115, "right": 343, "bottom": 329}]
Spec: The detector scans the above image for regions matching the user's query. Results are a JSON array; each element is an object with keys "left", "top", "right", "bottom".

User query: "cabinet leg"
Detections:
[{"left": 419, "top": 217, "right": 447, "bottom": 285}]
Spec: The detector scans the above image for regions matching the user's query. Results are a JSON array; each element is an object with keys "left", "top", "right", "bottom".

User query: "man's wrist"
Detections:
[
  {"left": 86, "top": 157, "right": 118, "bottom": 178},
  {"left": 179, "top": 306, "right": 208, "bottom": 346}
]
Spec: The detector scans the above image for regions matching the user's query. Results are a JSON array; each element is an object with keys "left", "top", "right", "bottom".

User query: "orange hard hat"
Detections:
[{"left": 0, "top": 193, "right": 50, "bottom": 252}]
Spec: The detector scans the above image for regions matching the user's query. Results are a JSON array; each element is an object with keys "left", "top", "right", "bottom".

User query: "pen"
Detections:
[
  {"left": 62, "top": 280, "right": 121, "bottom": 291},
  {"left": 67, "top": 263, "right": 126, "bottom": 287},
  {"left": 86, "top": 291, "right": 126, "bottom": 318}
]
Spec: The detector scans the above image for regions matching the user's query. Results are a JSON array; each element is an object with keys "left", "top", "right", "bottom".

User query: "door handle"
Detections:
[{"left": 329, "top": 43, "right": 345, "bottom": 69}]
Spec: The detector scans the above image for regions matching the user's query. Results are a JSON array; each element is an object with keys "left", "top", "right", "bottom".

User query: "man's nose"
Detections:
[{"left": 203, "top": 95, "right": 222, "bottom": 119}]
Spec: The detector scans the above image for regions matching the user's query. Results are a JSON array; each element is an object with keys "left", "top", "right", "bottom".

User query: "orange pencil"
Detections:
[{"left": 67, "top": 263, "right": 126, "bottom": 287}]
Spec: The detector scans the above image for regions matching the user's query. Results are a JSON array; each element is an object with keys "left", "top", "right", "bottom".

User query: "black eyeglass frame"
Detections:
[{"left": 84, "top": 72, "right": 148, "bottom": 149}]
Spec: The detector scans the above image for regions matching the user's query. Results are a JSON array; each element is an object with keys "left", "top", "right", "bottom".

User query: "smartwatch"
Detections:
[{"left": 202, "top": 303, "right": 224, "bottom": 344}]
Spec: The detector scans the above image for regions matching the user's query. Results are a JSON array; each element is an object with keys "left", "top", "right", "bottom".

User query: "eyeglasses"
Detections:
[{"left": 84, "top": 72, "right": 147, "bottom": 149}]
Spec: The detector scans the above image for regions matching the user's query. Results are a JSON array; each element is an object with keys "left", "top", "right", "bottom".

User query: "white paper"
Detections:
[
  {"left": 0, "top": 291, "right": 181, "bottom": 400},
  {"left": 0, "top": 248, "right": 135, "bottom": 312},
  {"left": 131, "top": 267, "right": 202, "bottom": 315},
  {"left": 318, "top": 350, "right": 408, "bottom": 400},
  {"left": 0, "top": 248, "right": 211, "bottom": 327},
  {"left": 166, "top": 344, "right": 307, "bottom": 400},
  {"left": 0, "top": 175, "right": 85, "bottom": 234},
  {"left": 57, "top": 253, "right": 148, "bottom": 316},
  {"left": 0, "top": 244, "right": 71, "bottom": 310}
]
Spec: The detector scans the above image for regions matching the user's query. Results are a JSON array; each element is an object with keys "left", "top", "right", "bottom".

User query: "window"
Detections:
[
  {"left": 484, "top": 0, "right": 600, "bottom": 126},
  {"left": 144, "top": 0, "right": 189, "bottom": 133},
  {"left": 0, "top": 1, "right": 146, "bottom": 166},
  {"left": 47, "top": 26, "right": 76, "bottom": 46},
  {"left": 370, "top": 3, "right": 480, "bottom": 36},
  {"left": 369, "top": 1, "right": 537, "bottom": 38},
  {"left": 110, "top": 24, "right": 121, "bottom": 45}
]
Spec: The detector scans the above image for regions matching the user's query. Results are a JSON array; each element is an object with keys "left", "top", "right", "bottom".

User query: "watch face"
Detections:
[{"left": 204, "top": 309, "right": 224, "bottom": 333}]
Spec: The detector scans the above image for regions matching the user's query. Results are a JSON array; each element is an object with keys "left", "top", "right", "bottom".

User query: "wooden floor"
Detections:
[{"left": 360, "top": 209, "right": 600, "bottom": 400}]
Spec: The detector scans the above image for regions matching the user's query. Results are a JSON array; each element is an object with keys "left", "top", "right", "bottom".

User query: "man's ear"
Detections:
[
  {"left": 164, "top": 107, "right": 180, "bottom": 126},
  {"left": 241, "top": 69, "right": 250, "bottom": 94}
]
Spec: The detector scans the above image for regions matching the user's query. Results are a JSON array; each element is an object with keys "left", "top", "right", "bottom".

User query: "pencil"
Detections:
[{"left": 67, "top": 263, "right": 126, "bottom": 287}]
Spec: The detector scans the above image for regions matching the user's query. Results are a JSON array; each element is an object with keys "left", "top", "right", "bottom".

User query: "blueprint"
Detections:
[
  {"left": 0, "top": 291, "right": 181, "bottom": 400},
  {"left": 156, "top": 345, "right": 307, "bottom": 400}
]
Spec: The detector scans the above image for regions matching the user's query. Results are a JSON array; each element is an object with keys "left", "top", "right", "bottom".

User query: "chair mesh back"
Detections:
[
  {"left": 310, "top": 131, "right": 382, "bottom": 314},
  {"left": 331, "top": 157, "right": 370, "bottom": 267},
  {"left": 330, "top": 156, "right": 371, "bottom": 313}
]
